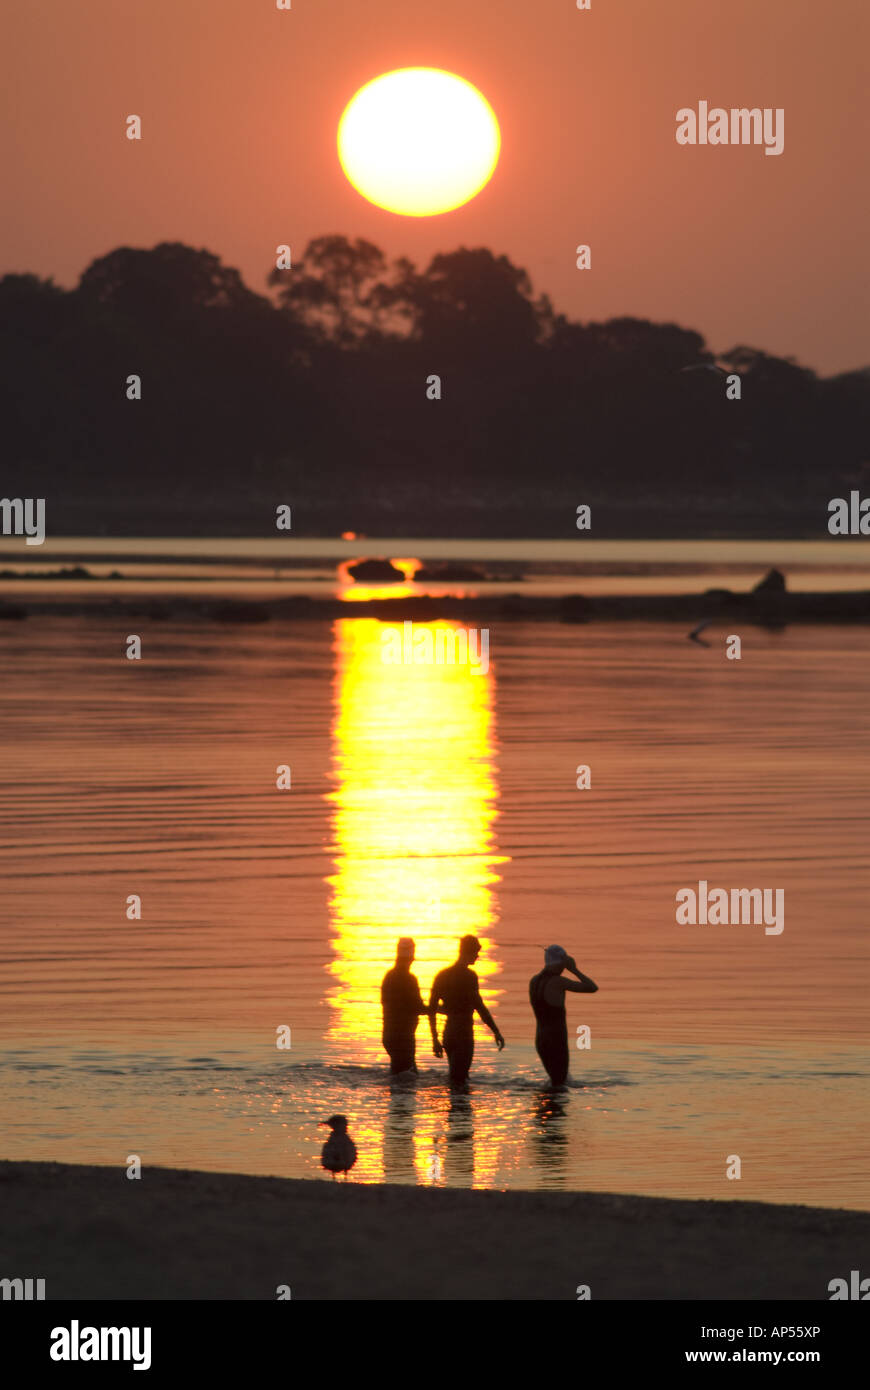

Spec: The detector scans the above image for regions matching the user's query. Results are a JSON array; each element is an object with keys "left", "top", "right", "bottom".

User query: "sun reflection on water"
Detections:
[{"left": 325, "top": 615, "right": 507, "bottom": 1182}]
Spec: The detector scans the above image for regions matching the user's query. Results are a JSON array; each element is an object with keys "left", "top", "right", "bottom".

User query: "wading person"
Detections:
[
  {"left": 381, "top": 938, "right": 429, "bottom": 1074},
  {"left": 429, "top": 935, "right": 505, "bottom": 1087},
  {"left": 529, "top": 945, "right": 598, "bottom": 1087}
]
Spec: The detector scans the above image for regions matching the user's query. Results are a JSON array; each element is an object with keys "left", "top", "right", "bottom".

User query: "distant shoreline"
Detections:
[
  {"left": 1, "top": 1159, "right": 865, "bottom": 1299},
  {"left": 2, "top": 586, "right": 870, "bottom": 624}
]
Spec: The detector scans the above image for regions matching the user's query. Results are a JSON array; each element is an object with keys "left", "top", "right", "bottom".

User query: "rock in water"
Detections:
[
  {"left": 347, "top": 558, "right": 405, "bottom": 583},
  {"left": 753, "top": 568, "right": 786, "bottom": 594}
]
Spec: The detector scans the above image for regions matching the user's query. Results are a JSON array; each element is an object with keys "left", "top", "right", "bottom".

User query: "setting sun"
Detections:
[{"left": 337, "top": 67, "right": 500, "bottom": 217}]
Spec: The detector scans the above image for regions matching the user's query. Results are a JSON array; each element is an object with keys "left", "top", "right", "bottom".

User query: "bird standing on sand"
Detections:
[{"left": 320, "top": 1114, "right": 357, "bottom": 1180}]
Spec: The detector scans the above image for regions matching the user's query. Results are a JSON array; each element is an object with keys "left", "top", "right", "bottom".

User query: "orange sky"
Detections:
[{"left": 3, "top": 0, "right": 867, "bottom": 374}]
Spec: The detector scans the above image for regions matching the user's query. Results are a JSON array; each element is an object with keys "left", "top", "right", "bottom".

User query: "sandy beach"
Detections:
[{"left": 1, "top": 1160, "right": 866, "bottom": 1300}]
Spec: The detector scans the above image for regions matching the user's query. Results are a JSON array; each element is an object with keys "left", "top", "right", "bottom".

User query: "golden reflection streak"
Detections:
[{"left": 326, "top": 616, "right": 507, "bottom": 1183}]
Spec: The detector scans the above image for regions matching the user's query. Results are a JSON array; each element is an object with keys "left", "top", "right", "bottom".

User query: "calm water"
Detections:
[{"left": 1, "top": 597, "right": 868, "bottom": 1206}]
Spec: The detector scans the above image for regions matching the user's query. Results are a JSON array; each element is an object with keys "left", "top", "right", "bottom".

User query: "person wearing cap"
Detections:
[
  {"left": 381, "top": 938, "right": 430, "bottom": 1074},
  {"left": 529, "top": 945, "right": 598, "bottom": 1087},
  {"left": 428, "top": 934, "right": 505, "bottom": 1087}
]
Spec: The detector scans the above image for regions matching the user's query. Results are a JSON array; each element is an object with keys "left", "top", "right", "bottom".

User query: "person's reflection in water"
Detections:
[
  {"left": 383, "top": 1080, "right": 418, "bottom": 1180},
  {"left": 529, "top": 1092, "right": 570, "bottom": 1183},
  {"left": 445, "top": 1087, "right": 475, "bottom": 1184},
  {"left": 381, "top": 938, "right": 429, "bottom": 1075}
]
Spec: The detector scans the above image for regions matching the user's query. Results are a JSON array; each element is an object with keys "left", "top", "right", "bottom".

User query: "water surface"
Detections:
[{"left": 1, "top": 609, "right": 867, "bottom": 1206}]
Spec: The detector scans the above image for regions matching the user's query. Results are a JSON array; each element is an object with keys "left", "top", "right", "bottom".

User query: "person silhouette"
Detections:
[
  {"left": 428, "top": 935, "right": 504, "bottom": 1087},
  {"left": 529, "top": 945, "right": 598, "bottom": 1087},
  {"left": 380, "top": 938, "right": 429, "bottom": 1074}
]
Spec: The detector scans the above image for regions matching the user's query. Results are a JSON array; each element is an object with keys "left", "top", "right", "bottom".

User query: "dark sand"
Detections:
[{"left": 1, "top": 1161, "right": 866, "bottom": 1300}]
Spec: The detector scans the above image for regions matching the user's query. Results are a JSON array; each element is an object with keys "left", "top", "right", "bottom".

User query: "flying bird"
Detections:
[
  {"left": 320, "top": 1114, "right": 357, "bottom": 1180},
  {"left": 688, "top": 619, "right": 712, "bottom": 645}
]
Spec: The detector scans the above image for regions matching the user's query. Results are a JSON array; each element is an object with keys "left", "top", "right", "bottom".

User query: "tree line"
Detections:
[{"left": 1, "top": 236, "right": 867, "bottom": 536}]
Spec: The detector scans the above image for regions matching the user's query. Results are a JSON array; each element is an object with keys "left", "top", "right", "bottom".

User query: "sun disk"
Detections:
[{"left": 337, "top": 68, "right": 500, "bottom": 217}]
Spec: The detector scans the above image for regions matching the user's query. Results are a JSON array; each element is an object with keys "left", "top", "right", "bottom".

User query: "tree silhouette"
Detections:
[
  {"left": 0, "top": 237, "right": 866, "bottom": 536},
  {"left": 268, "top": 235, "right": 413, "bottom": 346}
]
